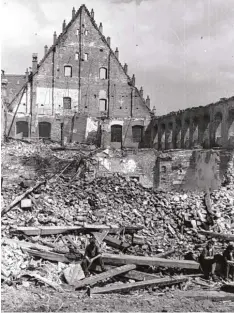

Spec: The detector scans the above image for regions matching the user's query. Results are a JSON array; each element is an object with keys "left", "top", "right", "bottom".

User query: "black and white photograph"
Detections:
[{"left": 1, "top": 0, "right": 234, "bottom": 311}]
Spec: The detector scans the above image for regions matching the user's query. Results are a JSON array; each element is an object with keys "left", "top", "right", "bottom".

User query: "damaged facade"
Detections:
[{"left": 3, "top": 5, "right": 151, "bottom": 148}]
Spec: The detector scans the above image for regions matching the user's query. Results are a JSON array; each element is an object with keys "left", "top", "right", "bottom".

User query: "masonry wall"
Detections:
[{"left": 8, "top": 5, "right": 150, "bottom": 145}]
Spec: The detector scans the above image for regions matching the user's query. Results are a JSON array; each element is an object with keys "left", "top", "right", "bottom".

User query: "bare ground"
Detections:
[{"left": 2, "top": 285, "right": 234, "bottom": 312}]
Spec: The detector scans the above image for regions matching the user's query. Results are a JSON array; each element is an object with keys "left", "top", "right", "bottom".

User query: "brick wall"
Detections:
[{"left": 8, "top": 5, "right": 150, "bottom": 144}]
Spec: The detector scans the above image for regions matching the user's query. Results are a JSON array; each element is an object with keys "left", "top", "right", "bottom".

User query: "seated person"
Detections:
[
  {"left": 81, "top": 236, "right": 105, "bottom": 277},
  {"left": 223, "top": 243, "right": 234, "bottom": 281},
  {"left": 199, "top": 239, "right": 217, "bottom": 280}
]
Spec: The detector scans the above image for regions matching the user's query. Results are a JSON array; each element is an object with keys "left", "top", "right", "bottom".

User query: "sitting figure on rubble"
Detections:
[
  {"left": 199, "top": 239, "right": 217, "bottom": 280},
  {"left": 223, "top": 243, "right": 234, "bottom": 281},
  {"left": 81, "top": 236, "right": 105, "bottom": 277}
]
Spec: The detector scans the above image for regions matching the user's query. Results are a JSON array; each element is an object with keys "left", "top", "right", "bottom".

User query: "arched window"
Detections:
[
  {"left": 132, "top": 125, "right": 144, "bottom": 143},
  {"left": 84, "top": 29, "right": 88, "bottom": 36},
  {"left": 63, "top": 97, "right": 71, "bottom": 109},
  {"left": 64, "top": 65, "right": 72, "bottom": 77},
  {"left": 99, "top": 99, "right": 107, "bottom": 111},
  {"left": 111, "top": 125, "right": 122, "bottom": 143},
  {"left": 99, "top": 67, "right": 107, "bottom": 79}
]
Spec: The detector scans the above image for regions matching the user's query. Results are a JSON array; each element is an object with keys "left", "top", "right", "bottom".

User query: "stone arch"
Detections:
[
  {"left": 200, "top": 114, "right": 210, "bottom": 148},
  {"left": 39, "top": 122, "right": 51, "bottom": 139},
  {"left": 228, "top": 109, "right": 234, "bottom": 147},
  {"left": 160, "top": 123, "right": 166, "bottom": 150},
  {"left": 16, "top": 121, "right": 28, "bottom": 137},
  {"left": 153, "top": 124, "right": 158, "bottom": 149},
  {"left": 174, "top": 118, "right": 182, "bottom": 149},
  {"left": 166, "top": 122, "right": 173, "bottom": 149},
  {"left": 183, "top": 118, "right": 190, "bottom": 149},
  {"left": 191, "top": 116, "right": 199, "bottom": 148},
  {"left": 213, "top": 111, "right": 222, "bottom": 147}
]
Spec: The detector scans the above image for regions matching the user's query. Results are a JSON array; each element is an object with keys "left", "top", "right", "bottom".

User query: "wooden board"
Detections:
[
  {"left": 102, "top": 253, "right": 199, "bottom": 269},
  {"left": 75, "top": 264, "right": 136, "bottom": 289},
  {"left": 93, "top": 276, "right": 188, "bottom": 294},
  {"left": 22, "top": 247, "right": 72, "bottom": 263},
  {"left": 11, "top": 225, "right": 141, "bottom": 236},
  {"left": 199, "top": 230, "right": 234, "bottom": 241}
]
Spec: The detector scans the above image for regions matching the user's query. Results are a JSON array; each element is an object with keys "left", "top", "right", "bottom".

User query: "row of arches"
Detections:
[{"left": 153, "top": 109, "right": 234, "bottom": 150}]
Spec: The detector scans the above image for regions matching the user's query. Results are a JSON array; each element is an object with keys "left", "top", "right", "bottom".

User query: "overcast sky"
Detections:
[{"left": 1, "top": 0, "right": 234, "bottom": 115}]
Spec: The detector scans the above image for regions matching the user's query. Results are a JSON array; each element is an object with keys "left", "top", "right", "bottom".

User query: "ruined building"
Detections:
[
  {"left": 3, "top": 5, "right": 151, "bottom": 148},
  {"left": 152, "top": 97, "right": 234, "bottom": 150}
]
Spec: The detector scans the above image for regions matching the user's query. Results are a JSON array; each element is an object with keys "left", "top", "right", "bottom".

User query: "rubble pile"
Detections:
[
  {"left": 1, "top": 140, "right": 234, "bottom": 293},
  {"left": 2, "top": 173, "right": 234, "bottom": 257}
]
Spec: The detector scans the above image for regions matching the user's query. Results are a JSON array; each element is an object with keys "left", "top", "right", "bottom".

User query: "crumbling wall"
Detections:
[
  {"left": 156, "top": 149, "right": 234, "bottom": 191},
  {"left": 152, "top": 96, "right": 234, "bottom": 150}
]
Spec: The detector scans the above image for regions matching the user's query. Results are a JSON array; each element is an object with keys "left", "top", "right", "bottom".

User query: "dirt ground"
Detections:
[{"left": 2, "top": 285, "right": 234, "bottom": 312}]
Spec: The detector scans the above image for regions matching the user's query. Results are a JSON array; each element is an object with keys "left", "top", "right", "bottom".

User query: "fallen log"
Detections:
[
  {"left": 1, "top": 180, "right": 46, "bottom": 217},
  {"left": 75, "top": 264, "right": 136, "bottom": 290},
  {"left": 92, "top": 276, "right": 188, "bottom": 294},
  {"left": 198, "top": 230, "right": 234, "bottom": 241},
  {"left": 102, "top": 253, "right": 199, "bottom": 269}
]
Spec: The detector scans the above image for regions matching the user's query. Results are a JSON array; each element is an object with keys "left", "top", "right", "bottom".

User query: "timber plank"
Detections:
[
  {"left": 102, "top": 253, "right": 199, "bottom": 269},
  {"left": 22, "top": 247, "right": 72, "bottom": 263},
  {"left": 93, "top": 276, "right": 188, "bottom": 294},
  {"left": 199, "top": 230, "right": 234, "bottom": 241},
  {"left": 75, "top": 264, "right": 136, "bottom": 289}
]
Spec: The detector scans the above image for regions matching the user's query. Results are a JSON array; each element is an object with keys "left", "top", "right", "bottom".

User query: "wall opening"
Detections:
[
  {"left": 174, "top": 119, "right": 182, "bottom": 149},
  {"left": 16, "top": 121, "right": 28, "bottom": 137},
  {"left": 183, "top": 118, "right": 190, "bottom": 149},
  {"left": 99, "top": 99, "right": 107, "bottom": 111},
  {"left": 99, "top": 67, "right": 107, "bottom": 79},
  {"left": 132, "top": 125, "right": 143, "bottom": 143},
  {"left": 84, "top": 53, "right": 88, "bottom": 61},
  {"left": 111, "top": 125, "right": 122, "bottom": 142},
  {"left": 64, "top": 65, "right": 72, "bottom": 77},
  {"left": 213, "top": 112, "right": 222, "bottom": 147},
  {"left": 39, "top": 122, "right": 51, "bottom": 139},
  {"left": 75, "top": 52, "right": 79, "bottom": 60},
  {"left": 228, "top": 109, "right": 234, "bottom": 145},
  {"left": 160, "top": 123, "right": 166, "bottom": 150},
  {"left": 63, "top": 97, "right": 71, "bottom": 109}
]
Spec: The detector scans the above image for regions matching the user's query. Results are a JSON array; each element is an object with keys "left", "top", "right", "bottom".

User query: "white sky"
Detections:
[{"left": 1, "top": 0, "right": 234, "bottom": 115}]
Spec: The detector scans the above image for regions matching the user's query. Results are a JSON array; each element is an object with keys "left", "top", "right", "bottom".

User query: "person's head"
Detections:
[
  {"left": 227, "top": 243, "right": 234, "bottom": 251},
  {"left": 89, "top": 236, "right": 96, "bottom": 246},
  {"left": 207, "top": 239, "right": 215, "bottom": 249}
]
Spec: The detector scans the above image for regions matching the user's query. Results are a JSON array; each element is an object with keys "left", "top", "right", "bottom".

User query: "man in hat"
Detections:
[
  {"left": 223, "top": 243, "right": 234, "bottom": 281},
  {"left": 199, "top": 239, "right": 217, "bottom": 280},
  {"left": 81, "top": 236, "right": 105, "bottom": 277}
]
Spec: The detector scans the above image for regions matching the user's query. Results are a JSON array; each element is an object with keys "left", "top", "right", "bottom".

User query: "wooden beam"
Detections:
[
  {"left": 2, "top": 237, "right": 52, "bottom": 252},
  {"left": 1, "top": 180, "right": 46, "bottom": 217},
  {"left": 22, "top": 247, "right": 72, "bottom": 263},
  {"left": 75, "top": 264, "right": 136, "bottom": 290},
  {"left": 199, "top": 230, "right": 234, "bottom": 241},
  {"left": 102, "top": 253, "right": 199, "bottom": 269},
  {"left": 92, "top": 276, "right": 188, "bottom": 294},
  {"left": 11, "top": 225, "right": 142, "bottom": 236}
]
